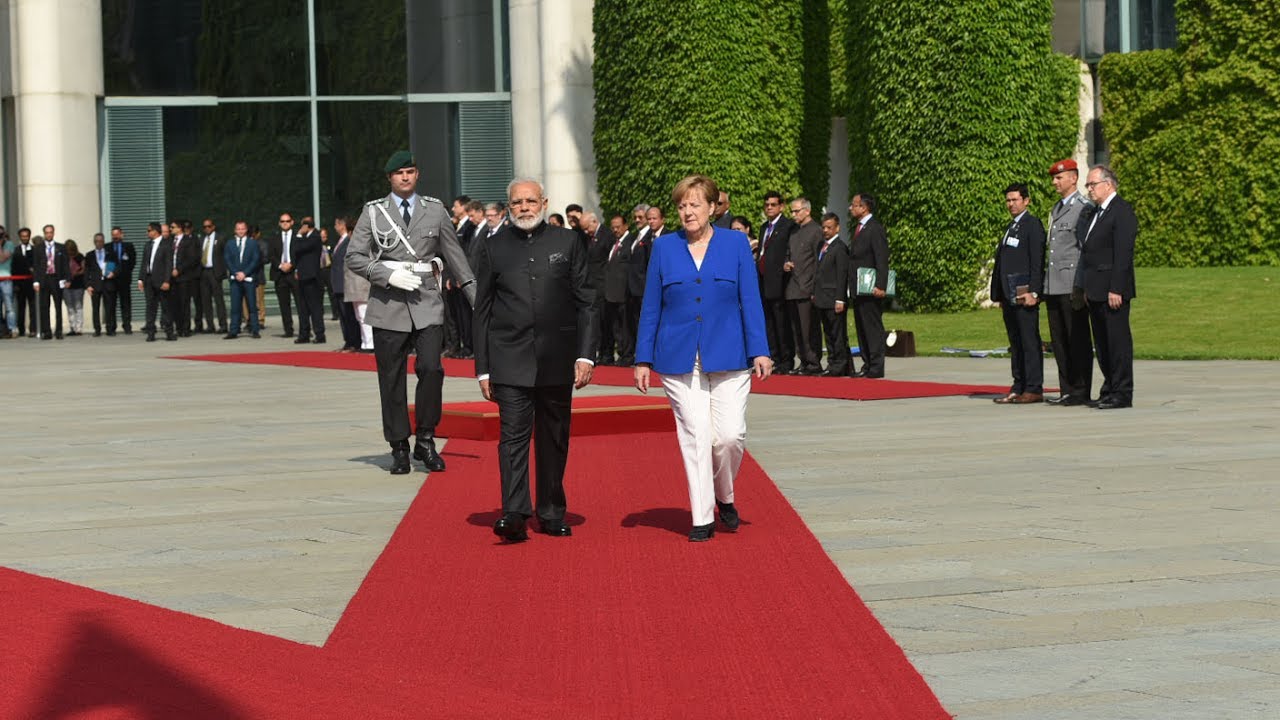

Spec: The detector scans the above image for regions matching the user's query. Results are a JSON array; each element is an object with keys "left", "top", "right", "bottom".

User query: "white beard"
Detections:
[{"left": 512, "top": 212, "right": 543, "bottom": 232}]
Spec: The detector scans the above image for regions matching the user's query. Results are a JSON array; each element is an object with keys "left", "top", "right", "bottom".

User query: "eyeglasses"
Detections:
[
  {"left": 1085, "top": 180, "right": 1110, "bottom": 189},
  {"left": 279, "top": 219, "right": 292, "bottom": 224}
]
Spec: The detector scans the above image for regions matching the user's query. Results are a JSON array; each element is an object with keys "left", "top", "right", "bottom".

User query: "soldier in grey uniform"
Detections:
[
  {"left": 346, "top": 150, "right": 477, "bottom": 474},
  {"left": 1043, "top": 159, "right": 1094, "bottom": 406}
]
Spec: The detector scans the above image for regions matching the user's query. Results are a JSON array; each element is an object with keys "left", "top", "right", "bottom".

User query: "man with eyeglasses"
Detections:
[
  {"left": 1077, "top": 165, "right": 1137, "bottom": 409},
  {"left": 783, "top": 197, "right": 823, "bottom": 375},
  {"left": 270, "top": 213, "right": 301, "bottom": 338},
  {"left": 195, "top": 219, "right": 228, "bottom": 335},
  {"left": 346, "top": 150, "right": 476, "bottom": 476},
  {"left": 758, "top": 191, "right": 795, "bottom": 373}
]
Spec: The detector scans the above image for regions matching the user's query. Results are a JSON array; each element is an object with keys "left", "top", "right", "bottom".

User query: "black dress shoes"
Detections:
[
  {"left": 313, "top": 336, "right": 326, "bottom": 344},
  {"left": 389, "top": 445, "right": 411, "bottom": 475},
  {"left": 413, "top": 438, "right": 446, "bottom": 472},
  {"left": 251, "top": 331, "right": 262, "bottom": 339},
  {"left": 493, "top": 513, "right": 529, "bottom": 543},
  {"left": 1050, "top": 395, "right": 1088, "bottom": 407},
  {"left": 716, "top": 501, "right": 740, "bottom": 532},
  {"left": 223, "top": 333, "right": 238, "bottom": 340},
  {"left": 689, "top": 523, "right": 715, "bottom": 542},
  {"left": 797, "top": 365, "right": 822, "bottom": 376},
  {"left": 819, "top": 368, "right": 849, "bottom": 377},
  {"left": 1096, "top": 397, "right": 1132, "bottom": 410},
  {"left": 145, "top": 333, "right": 156, "bottom": 342},
  {"left": 537, "top": 520, "right": 572, "bottom": 537},
  {"left": 294, "top": 336, "right": 311, "bottom": 344}
]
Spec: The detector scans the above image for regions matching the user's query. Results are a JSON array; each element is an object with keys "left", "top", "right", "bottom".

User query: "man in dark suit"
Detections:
[
  {"left": 108, "top": 227, "right": 136, "bottom": 334},
  {"left": 474, "top": 178, "right": 598, "bottom": 542},
  {"left": 848, "top": 193, "right": 891, "bottom": 378},
  {"left": 269, "top": 213, "right": 300, "bottom": 338},
  {"left": 195, "top": 218, "right": 228, "bottom": 334},
  {"left": 814, "top": 214, "right": 852, "bottom": 376},
  {"left": 166, "top": 219, "right": 201, "bottom": 337},
  {"left": 444, "top": 199, "right": 481, "bottom": 358},
  {"left": 757, "top": 191, "right": 795, "bottom": 372},
  {"left": 623, "top": 205, "right": 663, "bottom": 365},
  {"left": 32, "top": 225, "right": 69, "bottom": 339},
  {"left": 291, "top": 216, "right": 326, "bottom": 344},
  {"left": 137, "top": 222, "right": 170, "bottom": 341},
  {"left": 1077, "top": 165, "right": 1137, "bottom": 409},
  {"left": 84, "top": 233, "right": 118, "bottom": 336},
  {"left": 147, "top": 223, "right": 179, "bottom": 341},
  {"left": 581, "top": 211, "right": 614, "bottom": 364},
  {"left": 601, "top": 214, "right": 631, "bottom": 365},
  {"left": 223, "top": 220, "right": 262, "bottom": 339},
  {"left": 990, "top": 183, "right": 1046, "bottom": 404},
  {"left": 784, "top": 197, "right": 823, "bottom": 374},
  {"left": 11, "top": 228, "right": 38, "bottom": 336},
  {"left": 713, "top": 190, "right": 734, "bottom": 228}
]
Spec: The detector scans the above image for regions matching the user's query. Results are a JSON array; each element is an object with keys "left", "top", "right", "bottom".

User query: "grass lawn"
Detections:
[{"left": 880, "top": 267, "right": 1279, "bottom": 360}]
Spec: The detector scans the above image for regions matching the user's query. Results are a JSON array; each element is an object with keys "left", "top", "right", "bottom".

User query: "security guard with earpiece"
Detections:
[{"left": 346, "top": 150, "right": 477, "bottom": 475}]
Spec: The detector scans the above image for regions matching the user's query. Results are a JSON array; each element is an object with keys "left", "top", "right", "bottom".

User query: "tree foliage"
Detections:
[
  {"left": 1101, "top": 0, "right": 1280, "bottom": 266},
  {"left": 845, "top": 0, "right": 1079, "bottom": 310}
]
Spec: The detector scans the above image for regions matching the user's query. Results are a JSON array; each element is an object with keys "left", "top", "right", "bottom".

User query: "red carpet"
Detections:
[
  {"left": 0, "top": 433, "right": 950, "bottom": 719},
  {"left": 170, "top": 351, "right": 1010, "bottom": 400},
  {"left": 433, "top": 394, "right": 675, "bottom": 440}
]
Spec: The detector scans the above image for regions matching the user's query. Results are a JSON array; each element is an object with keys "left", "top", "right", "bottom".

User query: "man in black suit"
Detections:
[
  {"left": 814, "top": 214, "right": 852, "bottom": 376},
  {"left": 270, "top": 213, "right": 300, "bottom": 338},
  {"left": 1077, "top": 165, "right": 1137, "bottom": 409},
  {"left": 621, "top": 204, "right": 660, "bottom": 365},
  {"left": 601, "top": 214, "right": 631, "bottom": 365},
  {"left": 11, "top": 228, "right": 38, "bottom": 337},
  {"left": 291, "top": 216, "right": 326, "bottom": 344},
  {"left": 848, "top": 193, "right": 891, "bottom": 378},
  {"left": 32, "top": 225, "right": 69, "bottom": 339},
  {"left": 474, "top": 178, "right": 598, "bottom": 542},
  {"left": 784, "top": 197, "right": 823, "bottom": 375},
  {"left": 581, "top": 211, "right": 614, "bottom": 364},
  {"left": 137, "top": 222, "right": 169, "bottom": 341},
  {"left": 143, "top": 222, "right": 178, "bottom": 341},
  {"left": 84, "top": 233, "right": 118, "bottom": 336},
  {"left": 444, "top": 199, "right": 481, "bottom": 358},
  {"left": 990, "top": 183, "right": 1046, "bottom": 404},
  {"left": 195, "top": 218, "right": 228, "bottom": 334},
  {"left": 108, "top": 227, "right": 136, "bottom": 334},
  {"left": 757, "top": 191, "right": 794, "bottom": 372},
  {"left": 713, "top": 190, "right": 734, "bottom": 228},
  {"left": 166, "top": 219, "right": 201, "bottom": 337}
]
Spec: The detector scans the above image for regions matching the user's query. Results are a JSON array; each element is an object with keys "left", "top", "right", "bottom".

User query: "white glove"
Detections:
[{"left": 388, "top": 267, "right": 423, "bottom": 291}]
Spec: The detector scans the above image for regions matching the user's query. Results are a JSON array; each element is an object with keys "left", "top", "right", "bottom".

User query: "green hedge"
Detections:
[
  {"left": 592, "top": 1, "right": 830, "bottom": 218},
  {"left": 1100, "top": 0, "right": 1280, "bottom": 266},
  {"left": 844, "top": 0, "right": 1079, "bottom": 311}
]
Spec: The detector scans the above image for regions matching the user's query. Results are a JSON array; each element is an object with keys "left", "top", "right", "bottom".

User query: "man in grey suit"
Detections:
[
  {"left": 783, "top": 197, "right": 823, "bottom": 374},
  {"left": 346, "top": 150, "right": 478, "bottom": 475},
  {"left": 1043, "top": 159, "right": 1094, "bottom": 406}
]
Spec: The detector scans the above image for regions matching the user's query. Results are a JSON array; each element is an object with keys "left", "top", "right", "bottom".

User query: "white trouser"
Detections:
[
  {"left": 353, "top": 302, "right": 373, "bottom": 349},
  {"left": 661, "top": 362, "right": 751, "bottom": 526}
]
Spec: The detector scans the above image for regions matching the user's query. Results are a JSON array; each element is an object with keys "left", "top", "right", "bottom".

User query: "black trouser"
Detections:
[
  {"left": 91, "top": 285, "right": 116, "bottom": 333},
  {"left": 493, "top": 382, "right": 572, "bottom": 523},
  {"left": 852, "top": 296, "right": 887, "bottom": 376},
  {"left": 196, "top": 268, "right": 227, "bottom": 331},
  {"left": 787, "top": 298, "right": 821, "bottom": 370},
  {"left": 228, "top": 279, "right": 258, "bottom": 335},
  {"left": 14, "top": 279, "right": 36, "bottom": 335},
  {"left": 112, "top": 278, "right": 132, "bottom": 331},
  {"left": 274, "top": 274, "right": 298, "bottom": 335},
  {"left": 820, "top": 307, "right": 851, "bottom": 374},
  {"left": 335, "top": 294, "right": 360, "bottom": 349},
  {"left": 168, "top": 280, "right": 194, "bottom": 334},
  {"left": 622, "top": 295, "right": 644, "bottom": 364},
  {"left": 1044, "top": 294, "right": 1092, "bottom": 400},
  {"left": 297, "top": 277, "right": 325, "bottom": 340},
  {"left": 143, "top": 281, "right": 173, "bottom": 335},
  {"left": 373, "top": 324, "right": 444, "bottom": 444},
  {"left": 322, "top": 271, "right": 339, "bottom": 320},
  {"left": 446, "top": 287, "right": 473, "bottom": 353},
  {"left": 38, "top": 283, "right": 63, "bottom": 337},
  {"left": 1001, "top": 302, "right": 1043, "bottom": 395},
  {"left": 762, "top": 296, "right": 793, "bottom": 369},
  {"left": 598, "top": 299, "right": 619, "bottom": 362},
  {"left": 1089, "top": 298, "right": 1133, "bottom": 403}
]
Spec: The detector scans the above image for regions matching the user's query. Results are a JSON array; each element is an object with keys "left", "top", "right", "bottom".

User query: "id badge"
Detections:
[{"left": 1005, "top": 236, "right": 1020, "bottom": 248}]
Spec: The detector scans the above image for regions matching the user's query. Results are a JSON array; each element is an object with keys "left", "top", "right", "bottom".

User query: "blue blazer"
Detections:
[
  {"left": 223, "top": 236, "right": 261, "bottom": 280},
  {"left": 635, "top": 228, "right": 770, "bottom": 375}
]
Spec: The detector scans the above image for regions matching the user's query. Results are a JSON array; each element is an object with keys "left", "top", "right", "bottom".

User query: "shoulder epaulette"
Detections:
[
  {"left": 421, "top": 195, "right": 442, "bottom": 206},
  {"left": 365, "top": 198, "right": 384, "bottom": 206}
]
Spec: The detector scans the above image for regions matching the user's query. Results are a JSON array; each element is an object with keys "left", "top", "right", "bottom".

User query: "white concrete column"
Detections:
[
  {"left": 826, "top": 116, "right": 850, "bottom": 226},
  {"left": 509, "top": 0, "right": 597, "bottom": 210},
  {"left": 14, "top": 0, "right": 103, "bottom": 244}
]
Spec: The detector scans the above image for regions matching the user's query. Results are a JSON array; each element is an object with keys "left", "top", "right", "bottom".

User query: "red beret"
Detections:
[{"left": 1049, "top": 159, "right": 1078, "bottom": 176}]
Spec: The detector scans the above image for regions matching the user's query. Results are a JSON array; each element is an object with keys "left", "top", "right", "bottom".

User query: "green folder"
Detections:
[{"left": 856, "top": 267, "right": 896, "bottom": 297}]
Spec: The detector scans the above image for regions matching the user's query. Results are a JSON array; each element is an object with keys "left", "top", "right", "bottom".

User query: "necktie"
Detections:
[
  {"left": 98, "top": 249, "right": 105, "bottom": 270},
  {"left": 47, "top": 246, "right": 55, "bottom": 274},
  {"left": 238, "top": 237, "right": 245, "bottom": 263},
  {"left": 855, "top": 222, "right": 864, "bottom": 238},
  {"left": 609, "top": 238, "right": 621, "bottom": 261},
  {"left": 203, "top": 236, "right": 213, "bottom": 266},
  {"left": 173, "top": 237, "right": 180, "bottom": 269},
  {"left": 819, "top": 241, "right": 829, "bottom": 262},
  {"left": 401, "top": 199, "right": 412, "bottom": 225},
  {"left": 757, "top": 223, "right": 773, "bottom": 274},
  {"left": 283, "top": 232, "right": 290, "bottom": 263}
]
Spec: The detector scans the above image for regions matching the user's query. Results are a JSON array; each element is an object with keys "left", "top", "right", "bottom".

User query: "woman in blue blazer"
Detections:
[{"left": 634, "top": 175, "right": 773, "bottom": 542}]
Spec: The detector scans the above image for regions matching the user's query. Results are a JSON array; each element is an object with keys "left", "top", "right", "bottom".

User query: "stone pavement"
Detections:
[{"left": 2, "top": 333, "right": 1277, "bottom": 718}]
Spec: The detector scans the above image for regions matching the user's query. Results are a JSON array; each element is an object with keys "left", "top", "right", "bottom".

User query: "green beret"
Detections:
[{"left": 384, "top": 150, "right": 416, "bottom": 174}]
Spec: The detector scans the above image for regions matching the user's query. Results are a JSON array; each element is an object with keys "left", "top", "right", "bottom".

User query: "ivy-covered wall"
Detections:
[
  {"left": 845, "top": 0, "right": 1079, "bottom": 311},
  {"left": 592, "top": 1, "right": 830, "bottom": 218},
  {"left": 1100, "top": 0, "right": 1280, "bottom": 266}
]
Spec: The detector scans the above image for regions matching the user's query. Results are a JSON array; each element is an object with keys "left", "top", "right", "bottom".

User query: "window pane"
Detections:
[
  {"left": 103, "top": 0, "right": 308, "bottom": 96},
  {"left": 407, "top": 0, "right": 499, "bottom": 94},
  {"left": 317, "top": 101, "right": 409, "bottom": 221},
  {"left": 314, "top": 0, "right": 407, "bottom": 95}
]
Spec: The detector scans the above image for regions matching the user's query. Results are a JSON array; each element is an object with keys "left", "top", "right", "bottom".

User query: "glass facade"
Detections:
[
  {"left": 1055, "top": 0, "right": 1178, "bottom": 60},
  {"left": 100, "top": 0, "right": 513, "bottom": 325}
]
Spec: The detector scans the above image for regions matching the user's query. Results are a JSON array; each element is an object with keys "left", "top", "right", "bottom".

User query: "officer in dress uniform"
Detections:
[{"left": 345, "top": 151, "right": 478, "bottom": 475}]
